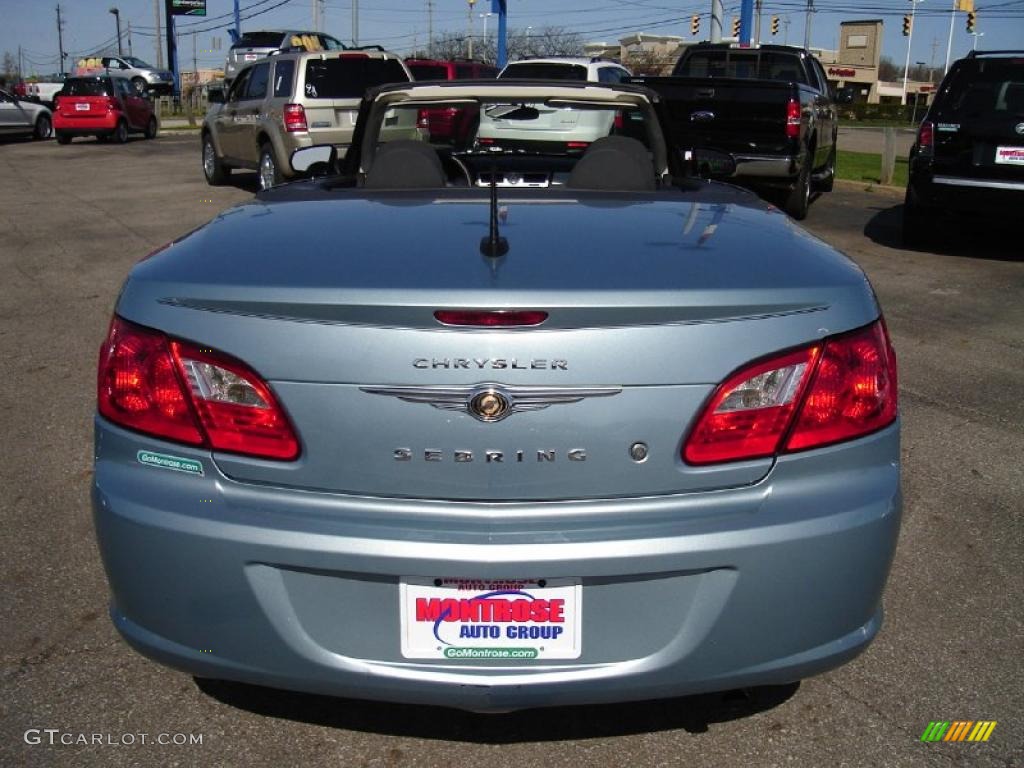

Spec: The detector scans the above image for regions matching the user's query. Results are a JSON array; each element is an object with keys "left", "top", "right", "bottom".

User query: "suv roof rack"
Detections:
[
  {"left": 965, "top": 50, "right": 1024, "bottom": 58},
  {"left": 348, "top": 44, "right": 387, "bottom": 52}
]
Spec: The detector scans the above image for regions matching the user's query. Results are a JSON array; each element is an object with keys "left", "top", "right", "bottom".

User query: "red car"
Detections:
[
  {"left": 404, "top": 59, "right": 498, "bottom": 144},
  {"left": 54, "top": 75, "right": 158, "bottom": 144}
]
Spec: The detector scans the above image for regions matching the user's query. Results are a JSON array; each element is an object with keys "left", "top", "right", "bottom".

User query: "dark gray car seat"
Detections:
[
  {"left": 566, "top": 136, "right": 655, "bottom": 191},
  {"left": 364, "top": 140, "right": 446, "bottom": 189}
]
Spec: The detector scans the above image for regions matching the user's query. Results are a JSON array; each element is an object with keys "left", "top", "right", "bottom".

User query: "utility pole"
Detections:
[
  {"left": 710, "top": 0, "right": 723, "bottom": 43},
  {"left": 154, "top": 0, "right": 163, "bottom": 67},
  {"left": 192, "top": 30, "right": 197, "bottom": 75},
  {"left": 127, "top": 20, "right": 133, "bottom": 56},
  {"left": 803, "top": 0, "right": 814, "bottom": 50},
  {"left": 233, "top": 0, "right": 240, "bottom": 42},
  {"left": 902, "top": 0, "right": 924, "bottom": 106},
  {"left": 427, "top": 0, "right": 434, "bottom": 58},
  {"left": 754, "top": 0, "right": 763, "bottom": 44},
  {"left": 944, "top": 0, "right": 957, "bottom": 73},
  {"left": 467, "top": 0, "right": 476, "bottom": 59},
  {"left": 56, "top": 4, "right": 66, "bottom": 76},
  {"left": 352, "top": 0, "right": 359, "bottom": 46},
  {"left": 783, "top": 16, "right": 791, "bottom": 44},
  {"left": 17, "top": 45, "right": 23, "bottom": 81}
]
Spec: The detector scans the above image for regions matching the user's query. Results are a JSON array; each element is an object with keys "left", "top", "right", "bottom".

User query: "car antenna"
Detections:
[{"left": 479, "top": 166, "right": 508, "bottom": 258}]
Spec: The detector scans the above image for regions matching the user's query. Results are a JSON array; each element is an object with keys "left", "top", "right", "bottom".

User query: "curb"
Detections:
[{"left": 835, "top": 178, "right": 905, "bottom": 196}]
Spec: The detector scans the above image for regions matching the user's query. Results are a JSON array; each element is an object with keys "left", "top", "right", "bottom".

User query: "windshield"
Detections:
[
  {"left": 372, "top": 96, "right": 652, "bottom": 155},
  {"left": 123, "top": 57, "right": 153, "bottom": 68},
  {"left": 61, "top": 78, "right": 113, "bottom": 96},
  {"left": 408, "top": 64, "right": 448, "bottom": 81},
  {"left": 500, "top": 63, "right": 588, "bottom": 80},
  {"left": 942, "top": 58, "right": 1024, "bottom": 117},
  {"left": 232, "top": 32, "right": 284, "bottom": 49},
  {"left": 304, "top": 57, "right": 408, "bottom": 98},
  {"left": 674, "top": 51, "right": 808, "bottom": 83}
]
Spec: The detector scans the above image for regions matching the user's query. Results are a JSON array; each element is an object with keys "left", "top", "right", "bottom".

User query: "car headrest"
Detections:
[
  {"left": 566, "top": 136, "right": 655, "bottom": 192},
  {"left": 364, "top": 140, "right": 446, "bottom": 189}
]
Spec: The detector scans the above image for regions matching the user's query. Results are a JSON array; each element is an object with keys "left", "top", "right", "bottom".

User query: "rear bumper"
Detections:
[
  {"left": 93, "top": 418, "right": 901, "bottom": 712},
  {"left": 54, "top": 113, "right": 119, "bottom": 133},
  {"left": 732, "top": 154, "right": 800, "bottom": 181},
  {"left": 910, "top": 168, "right": 1024, "bottom": 214}
]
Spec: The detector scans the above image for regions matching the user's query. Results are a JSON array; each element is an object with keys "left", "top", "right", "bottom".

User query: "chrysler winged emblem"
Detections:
[{"left": 360, "top": 383, "right": 621, "bottom": 422}]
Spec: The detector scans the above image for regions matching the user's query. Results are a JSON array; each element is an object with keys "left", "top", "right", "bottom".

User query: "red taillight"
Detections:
[
  {"left": 785, "top": 98, "right": 801, "bottom": 140},
  {"left": 613, "top": 111, "right": 625, "bottom": 130},
  {"left": 683, "top": 320, "right": 897, "bottom": 465},
  {"left": 917, "top": 121, "right": 934, "bottom": 155},
  {"left": 98, "top": 317, "right": 300, "bottom": 460},
  {"left": 283, "top": 103, "right": 307, "bottom": 133},
  {"left": 417, "top": 108, "right": 430, "bottom": 129},
  {"left": 434, "top": 310, "right": 548, "bottom": 327},
  {"left": 52, "top": 95, "right": 60, "bottom": 109},
  {"left": 567, "top": 141, "right": 590, "bottom": 149},
  {"left": 785, "top": 321, "right": 898, "bottom": 452},
  {"left": 98, "top": 318, "right": 205, "bottom": 446}
]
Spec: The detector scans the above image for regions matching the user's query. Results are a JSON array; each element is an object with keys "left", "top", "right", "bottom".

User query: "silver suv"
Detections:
[
  {"left": 202, "top": 48, "right": 414, "bottom": 191},
  {"left": 224, "top": 30, "right": 347, "bottom": 84}
]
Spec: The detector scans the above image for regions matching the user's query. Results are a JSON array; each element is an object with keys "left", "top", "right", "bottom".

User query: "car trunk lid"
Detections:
[{"left": 118, "top": 190, "right": 879, "bottom": 501}]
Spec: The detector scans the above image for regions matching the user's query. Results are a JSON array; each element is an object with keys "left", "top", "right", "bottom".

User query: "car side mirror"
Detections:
[
  {"left": 291, "top": 145, "right": 338, "bottom": 177},
  {"left": 208, "top": 87, "right": 225, "bottom": 104},
  {"left": 687, "top": 148, "right": 736, "bottom": 180}
]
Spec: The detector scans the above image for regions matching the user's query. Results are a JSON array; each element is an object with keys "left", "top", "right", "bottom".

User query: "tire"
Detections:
[
  {"left": 132, "top": 77, "right": 147, "bottom": 95},
  {"left": 258, "top": 142, "right": 282, "bottom": 191},
  {"left": 144, "top": 116, "right": 158, "bottom": 140},
  {"left": 55, "top": 132, "right": 71, "bottom": 145},
  {"left": 784, "top": 147, "right": 812, "bottom": 220},
  {"left": 901, "top": 184, "right": 933, "bottom": 248},
  {"left": 201, "top": 134, "right": 230, "bottom": 186},
  {"left": 816, "top": 143, "right": 836, "bottom": 193},
  {"left": 112, "top": 120, "right": 129, "bottom": 144},
  {"left": 33, "top": 114, "right": 52, "bottom": 140}
]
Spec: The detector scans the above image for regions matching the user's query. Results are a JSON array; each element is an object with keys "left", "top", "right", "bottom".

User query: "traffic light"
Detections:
[
  {"left": 771, "top": 16, "right": 780, "bottom": 36},
  {"left": 732, "top": 16, "right": 740, "bottom": 38},
  {"left": 902, "top": 15, "right": 912, "bottom": 36},
  {"left": 966, "top": 11, "right": 976, "bottom": 33},
  {"left": 691, "top": 14, "right": 700, "bottom": 36}
]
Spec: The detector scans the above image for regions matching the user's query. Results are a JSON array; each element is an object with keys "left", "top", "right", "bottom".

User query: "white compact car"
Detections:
[{"left": 477, "top": 58, "right": 633, "bottom": 152}]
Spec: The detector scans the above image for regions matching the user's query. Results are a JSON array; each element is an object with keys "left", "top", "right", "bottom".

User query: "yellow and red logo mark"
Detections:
[{"left": 921, "top": 721, "right": 997, "bottom": 742}]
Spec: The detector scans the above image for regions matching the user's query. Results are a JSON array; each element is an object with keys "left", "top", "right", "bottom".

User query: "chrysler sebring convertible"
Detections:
[{"left": 93, "top": 81, "right": 900, "bottom": 712}]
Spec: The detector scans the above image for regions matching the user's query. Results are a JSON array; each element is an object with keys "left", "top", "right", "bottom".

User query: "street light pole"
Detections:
[
  {"left": 971, "top": 31, "right": 984, "bottom": 50},
  {"left": 110, "top": 7, "right": 122, "bottom": 56},
  {"left": 467, "top": 0, "right": 476, "bottom": 59},
  {"left": 902, "top": 0, "right": 924, "bottom": 106}
]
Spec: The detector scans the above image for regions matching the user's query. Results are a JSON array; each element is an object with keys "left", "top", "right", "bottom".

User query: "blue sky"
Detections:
[{"left": 4, "top": 0, "right": 1023, "bottom": 76}]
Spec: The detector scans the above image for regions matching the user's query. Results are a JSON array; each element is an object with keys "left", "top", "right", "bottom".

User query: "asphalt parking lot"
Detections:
[{"left": 1, "top": 133, "right": 1021, "bottom": 768}]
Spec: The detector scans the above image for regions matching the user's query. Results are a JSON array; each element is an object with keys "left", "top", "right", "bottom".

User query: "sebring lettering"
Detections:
[
  {"left": 394, "top": 448, "right": 586, "bottom": 462},
  {"left": 413, "top": 358, "right": 568, "bottom": 371},
  {"left": 416, "top": 597, "right": 566, "bottom": 623}
]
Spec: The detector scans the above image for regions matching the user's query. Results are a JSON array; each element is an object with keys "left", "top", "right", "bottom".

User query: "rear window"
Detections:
[
  {"left": 674, "top": 51, "right": 808, "bottom": 84},
  {"left": 303, "top": 57, "right": 409, "bottom": 99},
  {"left": 500, "top": 63, "right": 588, "bottom": 80},
  {"left": 232, "top": 32, "right": 284, "bottom": 49},
  {"left": 408, "top": 64, "right": 449, "bottom": 81},
  {"left": 941, "top": 59, "right": 1024, "bottom": 116},
  {"left": 61, "top": 78, "right": 113, "bottom": 96}
]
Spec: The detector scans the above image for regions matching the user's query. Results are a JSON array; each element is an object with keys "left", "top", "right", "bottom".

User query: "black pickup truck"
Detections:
[{"left": 633, "top": 43, "right": 840, "bottom": 219}]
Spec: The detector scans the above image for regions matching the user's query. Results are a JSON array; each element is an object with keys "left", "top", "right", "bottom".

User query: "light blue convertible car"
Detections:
[{"left": 93, "top": 80, "right": 900, "bottom": 712}]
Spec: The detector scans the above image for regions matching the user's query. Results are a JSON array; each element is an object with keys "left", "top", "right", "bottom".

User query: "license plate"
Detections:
[
  {"left": 995, "top": 146, "right": 1024, "bottom": 165},
  {"left": 400, "top": 577, "right": 582, "bottom": 660},
  {"left": 75, "top": 103, "right": 89, "bottom": 111},
  {"left": 244, "top": 53, "right": 258, "bottom": 61}
]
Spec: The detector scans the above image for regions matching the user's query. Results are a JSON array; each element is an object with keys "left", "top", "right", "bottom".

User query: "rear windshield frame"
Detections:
[
  {"left": 60, "top": 78, "right": 114, "bottom": 96},
  {"left": 500, "top": 63, "right": 589, "bottom": 81}
]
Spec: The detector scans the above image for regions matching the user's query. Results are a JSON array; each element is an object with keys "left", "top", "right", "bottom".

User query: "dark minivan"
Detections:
[{"left": 904, "top": 50, "right": 1024, "bottom": 245}]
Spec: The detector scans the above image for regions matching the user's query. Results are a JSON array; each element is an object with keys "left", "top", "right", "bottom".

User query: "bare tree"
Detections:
[
  {"left": 622, "top": 48, "right": 676, "bottom": 76},
  {"left": 878, "top": 56, "right": 900, "bottom": 82},
  {"left": 1, "top": 51, "right": 18, "bottom": 86},
  {"left": 413, "top": 27, "right": 583, "bottom": 66}
]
